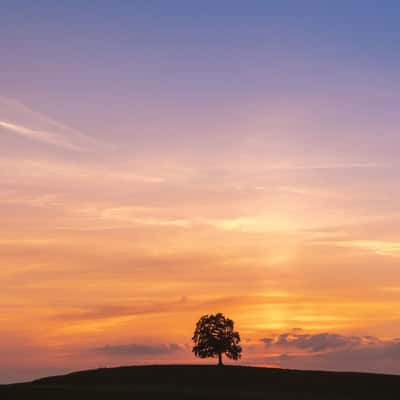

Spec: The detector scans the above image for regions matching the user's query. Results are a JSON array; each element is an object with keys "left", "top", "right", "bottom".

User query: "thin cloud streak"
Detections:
[
  {"left": 0, "top": 120, "right": 83, "bottom": 151},
  {"left": 260, "top": 161, "right": 390, "bottom": 172},
  {"left": 95, "top": 343, "right": 187, "bottom": 356},
  {"left": 0, "top": 96, "right": 104, "bottom": 151},
  {"left": 0, "top": 157, "right": 165, "bottom": 185}
]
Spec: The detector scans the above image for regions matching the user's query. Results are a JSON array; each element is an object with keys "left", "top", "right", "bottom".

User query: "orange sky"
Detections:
[
  {"left": 2, "top": 1, "right": 400, "bottom": 383},
  {"left": 2, "top": 95, "right": 400, "bottom": 382}
]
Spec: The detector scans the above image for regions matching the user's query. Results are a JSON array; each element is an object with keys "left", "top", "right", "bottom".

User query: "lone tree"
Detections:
[{"left": 192, "top": 313, "right": 242, "bottom": 366}]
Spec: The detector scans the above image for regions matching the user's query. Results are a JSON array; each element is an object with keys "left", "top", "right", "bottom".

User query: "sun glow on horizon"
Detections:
[{"left": 2, "top": 0, "right": 400, "bottom": 383}]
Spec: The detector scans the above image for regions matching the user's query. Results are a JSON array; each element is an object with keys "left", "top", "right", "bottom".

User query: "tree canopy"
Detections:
[{"left": 192, "top": 313, "right": 242, "bottom": 366}]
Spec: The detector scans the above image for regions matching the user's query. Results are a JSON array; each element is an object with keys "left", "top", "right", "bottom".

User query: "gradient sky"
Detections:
[{"left": 1, "top": 0, "right": 400, "bottom": 383}]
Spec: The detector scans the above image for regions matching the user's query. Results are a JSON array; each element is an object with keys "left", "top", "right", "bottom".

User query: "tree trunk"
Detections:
[{"left": 218, "top": 352, "right": 223, "bottom": 366}]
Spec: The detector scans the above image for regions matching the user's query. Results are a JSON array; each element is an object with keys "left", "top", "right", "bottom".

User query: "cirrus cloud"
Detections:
[{"left": 0, "top": 96, "right": 102, "bottom": 151}]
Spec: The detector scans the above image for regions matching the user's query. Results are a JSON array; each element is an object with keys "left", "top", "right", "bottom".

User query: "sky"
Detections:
[{"left": 1, "top": 0, "right": 400, "bottom": 383}]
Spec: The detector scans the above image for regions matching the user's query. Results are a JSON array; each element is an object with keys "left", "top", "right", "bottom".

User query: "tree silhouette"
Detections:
[{"left": 192, "top": 313, "right": 242, "bottom": 366}]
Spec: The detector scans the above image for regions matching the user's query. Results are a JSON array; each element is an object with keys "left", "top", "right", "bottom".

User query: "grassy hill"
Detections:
[{"left": 1, "top": 365, "right": 399, "bottom": 399}]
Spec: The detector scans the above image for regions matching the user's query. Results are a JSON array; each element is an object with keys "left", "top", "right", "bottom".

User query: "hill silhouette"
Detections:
[{"left": 1, "top": 365, "right": 399, "bottom": 399}]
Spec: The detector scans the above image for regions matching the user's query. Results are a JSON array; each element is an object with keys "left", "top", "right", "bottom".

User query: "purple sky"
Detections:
[{"left": 1, "top": 0, "right": 400, "bottom": 383}]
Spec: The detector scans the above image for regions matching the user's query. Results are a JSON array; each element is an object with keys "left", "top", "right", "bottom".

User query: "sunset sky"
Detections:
[{"left": 2, "top": 1, "right": 400, "bottom": 383}]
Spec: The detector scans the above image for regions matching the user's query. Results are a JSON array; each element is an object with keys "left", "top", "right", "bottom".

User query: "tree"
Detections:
[{"left": 192, "top": 313, "right": 242, "bottom": 366}]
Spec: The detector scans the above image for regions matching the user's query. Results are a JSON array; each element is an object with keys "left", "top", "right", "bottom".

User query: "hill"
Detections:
[{"left": 1, "top": 365, "right": 399, "bottom": 399}]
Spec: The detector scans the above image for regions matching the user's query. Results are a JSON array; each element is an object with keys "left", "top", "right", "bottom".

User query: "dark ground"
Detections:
[{"left": 1, "top": 365, "right": 399, "bottom": 399}]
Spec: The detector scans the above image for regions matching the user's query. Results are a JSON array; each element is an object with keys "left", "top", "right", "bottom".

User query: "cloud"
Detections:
[
  {"left": 261, "top": 332, "right": 370, "bottom": 352},
  {"left": 272, "top": 340, "right": 400, "bottom": 375},
  {"left": 84, "top": 206, "right": 191, "bottom": 228},
  {"left": 53, "top": 298, "right": 191, "bottom": 322},
  {"left": 261, "top": 337, "right": 274, "bottom": 346},
  {"left": 0, "top": 121, "right": 83, "bottom": 151},
  {"left": 248, "top": 161, "right": 389, "bottom": 173},
  {"left": 0, "top": 158, "right": 165, "bottom": 188},
  {"left": 95, "top": 343, "right": 187, "bottom": 356},
  {"left": 258, "top": 330, "right": 400, "bottom": 374},
  {"left": 338, "top": 240, "right": 400, "bottom": 257},
  {"left": 0, "top": 96, "right": 101, "bottom": 151}
]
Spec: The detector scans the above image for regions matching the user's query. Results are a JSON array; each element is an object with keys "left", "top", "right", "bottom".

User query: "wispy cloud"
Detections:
[
  {"left": 0, "top": 158, "right": 165, "bottom": 185},
  {"left": 0, "top": 120, "right": 83, "bottom": 151},
  {"left": 95, "top": 343, "right": 187, "bottom": 356},
  {"left": 309, "top": 236, "right": 400, "bottom": 257},
  {"left": 338, "top": 240, "right": 400, "bottom": 257},
  {"left": 273, "top": 162, "right": 390, "bottom": 171},
  {"left": 53, "top": 298, "right": 191, "bottom": 322},
  {"left": 0, "top": 96, "right": 101, "bottom": 151}
]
